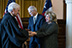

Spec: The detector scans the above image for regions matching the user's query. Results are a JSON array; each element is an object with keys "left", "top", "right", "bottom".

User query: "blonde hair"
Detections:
[{"left": 45, "top": 11, "right": 57, "bottom": 23}]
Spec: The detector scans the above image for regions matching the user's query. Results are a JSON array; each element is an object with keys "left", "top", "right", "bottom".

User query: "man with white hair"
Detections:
[
  {"left": 0, "top": 2, "right": 29, "bottom": 48},
  {"left": 28, "top": 6, "right": 45, "bottom": 48}
]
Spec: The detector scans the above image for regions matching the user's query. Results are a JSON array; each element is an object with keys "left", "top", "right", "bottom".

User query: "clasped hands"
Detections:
[
  {"left": 25, "top": 29, "right": 37, "bottom": 37},
  {"left": 28, "top": 31, "right": 37, "bottom": 37}
]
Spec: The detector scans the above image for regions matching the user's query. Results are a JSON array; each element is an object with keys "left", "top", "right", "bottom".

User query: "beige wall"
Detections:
[{"left": 52, "top": 0, "right": 63, "bottom": 19}]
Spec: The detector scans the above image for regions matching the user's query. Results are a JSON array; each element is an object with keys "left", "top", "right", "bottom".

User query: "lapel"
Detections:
[
  {"left": 31, "top": 16, "right": 34, "bottom": 25},
  {"left": 34, "top": 14, "right": 39, "bottom": 25}
]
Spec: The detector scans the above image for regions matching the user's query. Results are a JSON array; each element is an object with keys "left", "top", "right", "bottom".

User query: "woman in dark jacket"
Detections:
[{"left": 29, "top": 11, "right": 58, "bottom": 48}]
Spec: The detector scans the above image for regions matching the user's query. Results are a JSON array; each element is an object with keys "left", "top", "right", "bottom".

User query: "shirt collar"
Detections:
[
  {"left": 9, "top": 12, "right": 13, "bottom": 16},
  {"left": 34, "top": 13, "right": 38, "bottom": 18}
]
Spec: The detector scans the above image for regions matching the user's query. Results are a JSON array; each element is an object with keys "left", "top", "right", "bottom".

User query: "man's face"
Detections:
[
  {"left": 12, "top": 7, "right": 20, "bottom": 16},
  {"left": 28, "top": 9, "right": 35, "bottom": 16},
  {"left": 45, "top": 14, "right": 50, "bottom": 22}
]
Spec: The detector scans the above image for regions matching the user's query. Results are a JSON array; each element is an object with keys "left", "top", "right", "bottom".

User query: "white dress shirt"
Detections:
[{"left": 33, "top": 13, "right": 38, "bottom": 24}]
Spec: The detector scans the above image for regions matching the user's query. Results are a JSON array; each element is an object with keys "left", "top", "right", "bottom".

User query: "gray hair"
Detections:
[
  {"left": 28, "top": 6, "right": 37, "bottom": 12},
  {"left": 8, "top": 2, "right": 20, "bottom": 13},
  {"left": 45, "top": 11, "right": 57, "bottom": 22}
]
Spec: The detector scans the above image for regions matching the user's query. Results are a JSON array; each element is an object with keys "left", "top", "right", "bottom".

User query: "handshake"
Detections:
[
  {"left": 28, "top": 31, "right": 37, "bottom": 37},
  {"left": 25, "top": 28, "right": 37, "bottom": 37}
]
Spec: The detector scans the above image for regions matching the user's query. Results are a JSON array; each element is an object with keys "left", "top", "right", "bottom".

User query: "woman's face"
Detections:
[{"left": 45, "top": 14, "right": 50, "bottom": 22}]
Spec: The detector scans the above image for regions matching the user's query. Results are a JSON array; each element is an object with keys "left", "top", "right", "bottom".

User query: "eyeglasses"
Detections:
[{"left": 29, "top": 10, "right": 34, "bottom": 13}]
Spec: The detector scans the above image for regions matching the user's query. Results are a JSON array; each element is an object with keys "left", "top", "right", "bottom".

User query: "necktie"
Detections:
[
  {"left": 16, "top": 16, "right": 23, "bottom": 29},
  {"left": 33, "top": 17, "right": 36, "bottom": 24}
]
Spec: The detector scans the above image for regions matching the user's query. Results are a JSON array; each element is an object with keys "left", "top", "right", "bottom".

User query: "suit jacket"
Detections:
[
  {"left": 0, "top": 12, "right": 29, "bottom": 48},
  {"left": 36, "top": 22, "right": 58, "bottom": 48},
  {"left": 28, "top": 14, "right": 45, "bottom": 43},
  {"left": 0, "top": 24, "right": 1, "bottom": 48}
]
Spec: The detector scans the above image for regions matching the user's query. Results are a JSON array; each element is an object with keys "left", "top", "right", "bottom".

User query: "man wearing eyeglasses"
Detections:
[{"left": 27, "top": 6, "right": 45, "bottom": 48}]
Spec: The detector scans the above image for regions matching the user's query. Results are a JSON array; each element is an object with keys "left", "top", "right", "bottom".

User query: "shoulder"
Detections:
[
  {"left": 38, "top": 14, "right": 44, "bottom": 17},
  {"left": 51, "top": 21, "right": 58, "bottom": 27},
  {"left": 29, "top": 16, "right": 33, "bottom": 20},
  {"left": 1, "top": 12, "right": 13, "bottom": 24},
  {"left": 3, "top": 12, "right": 12, "bottom": 19},
  {"left": 38, "top": 14, "right": 45, "bottom": 19}
]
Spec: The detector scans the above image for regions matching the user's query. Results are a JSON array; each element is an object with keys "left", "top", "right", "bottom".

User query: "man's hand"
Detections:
[
  {"left": 28, "top": 31, "right": 33, "bottom": 36},
  {"left": 28, "top": 31, "right": 32, "bottom": 34},
  {"left": 25, "top": 29, "right": 30, "bottom": 31},
  {"left": 28, "top": 31, "right": 37, "bottom": 37}
]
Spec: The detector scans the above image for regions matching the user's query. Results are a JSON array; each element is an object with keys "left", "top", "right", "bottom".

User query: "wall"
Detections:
[
  {"left": 0, "top": 0, "right": 45, "bottom": 18},
  {"left": 52, "top": 0, "right": 63, "bottom": 19},
  {"left": 0, "top": 0, "right": 63, "bottom": 19}
]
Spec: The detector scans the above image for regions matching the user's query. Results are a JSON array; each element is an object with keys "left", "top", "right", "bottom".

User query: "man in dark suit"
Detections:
[
  {"left": 28, "top": 6, "right": 45, "bottom": 48},
  {"left": 29, "top": 12, "right": 58, "bottom": 48},
  {"left": 0, "top": 2, "right": 29, "bottom": 48}
]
